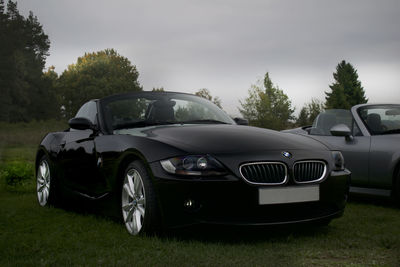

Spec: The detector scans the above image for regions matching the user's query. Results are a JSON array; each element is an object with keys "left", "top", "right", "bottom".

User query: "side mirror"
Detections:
[
  {"left": 68, "top": 117, "right": 95, "bottom": 131},
  {"left": 330, "top": 124, "right": 353, "bottom": 141},
  {"left": 234, "top": 117, "right": 249, "bottom": 125}
]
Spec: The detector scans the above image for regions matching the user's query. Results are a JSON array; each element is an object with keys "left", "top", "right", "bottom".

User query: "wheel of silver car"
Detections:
[
  {"left": 37, "top": 156, "right": 51, "bottom": 207},
  {"left": 121, "top": 161, "right": 159, "bottom": 235},
  {"left": 394, "top": 170, "right": 400, "bottom": 207}
]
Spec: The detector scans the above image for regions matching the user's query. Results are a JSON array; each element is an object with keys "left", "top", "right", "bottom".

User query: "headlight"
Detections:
[
  {"left": 160, "top": 155, "right": 227, "bottom": 176},
  {"left": 331, "top": 151, "right": 345, "bottom": 171}
]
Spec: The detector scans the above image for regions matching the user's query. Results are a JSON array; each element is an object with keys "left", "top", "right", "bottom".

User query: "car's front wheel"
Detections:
[{"left": 121, "top": 160, "right": 159, "bottom": 235}]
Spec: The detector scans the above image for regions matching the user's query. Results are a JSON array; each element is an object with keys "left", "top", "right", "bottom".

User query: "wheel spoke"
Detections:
[
  {"left": 127, "top": 174, "right": 135, "bottom": 195},
  {"left": 134, "top": 210, "right": 142, "bottom": 232},
  {"left": 40, "top": 164, "right": 46, "bottom": 178},
  {"left": 43, "top": 188, "right": 48, "bottom": 202},
  {"left": 133, "top": 172, "right": 142, "bottom": 196},
  {"left": 37, "top": 176, "right": 45, "bottom": 184},
  {"left": 38, "top": 191, "right": 43, "bottom": 203},
  {"left": 123, "top": 184, "right": 134, "bottom": 198},
  {"left": 131, "top": 211, "right": 138, "bottom": 232},
  {"left": 137, "top": 196, "right": 145, "bottom": 205},
  {"left": 137, "top": 205, "right": 145, "bottom": 217},
  {"left": 125, "top": 208, "right": 134, "bottom": 223},
  {"left": 122, "top": 203, "right": 133, "bottom": 212},
  {"left": 38, "top": 184, "right": 45, "bottom": 192}
]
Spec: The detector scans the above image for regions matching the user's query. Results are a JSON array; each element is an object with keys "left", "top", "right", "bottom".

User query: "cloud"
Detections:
[{"left": 17, "top": 0, "right": 400, "bottom": 115}]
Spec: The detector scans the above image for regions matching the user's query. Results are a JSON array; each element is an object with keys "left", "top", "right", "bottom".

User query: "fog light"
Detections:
[{"left": 184, "top": 199, "right": 193, "bottom": 208}]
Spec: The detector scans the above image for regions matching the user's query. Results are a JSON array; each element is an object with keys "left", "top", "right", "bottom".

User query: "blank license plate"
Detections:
[{"left": 259, "top": 185, "right": 319, "bottom": 205}]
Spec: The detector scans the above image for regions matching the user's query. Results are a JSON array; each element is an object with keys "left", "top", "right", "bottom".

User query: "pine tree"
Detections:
[{"left": 325, "top": 60, "right": 367, "bottom": 109}]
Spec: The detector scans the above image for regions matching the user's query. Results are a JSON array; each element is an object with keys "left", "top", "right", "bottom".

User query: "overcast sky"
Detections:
[{"left": 17, "top": 0, "right": 400, "bottom": 116}]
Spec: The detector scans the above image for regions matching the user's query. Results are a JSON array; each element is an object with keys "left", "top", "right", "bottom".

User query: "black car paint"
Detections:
[{"left": 36, "top": 92, "right": 350, "bottom": 228}]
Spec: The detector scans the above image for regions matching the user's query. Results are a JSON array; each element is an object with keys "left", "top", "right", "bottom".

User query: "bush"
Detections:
[{"left": 1, "top": 161, "right": 34, "bottom": 187}]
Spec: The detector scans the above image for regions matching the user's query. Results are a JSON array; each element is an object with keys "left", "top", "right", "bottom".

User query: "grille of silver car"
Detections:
[
  {"left": 239, "top": 162, "right": 287, "bottom": 185},
  {"left": 293, "top": 161, "right": 326, "bottom": 183}
]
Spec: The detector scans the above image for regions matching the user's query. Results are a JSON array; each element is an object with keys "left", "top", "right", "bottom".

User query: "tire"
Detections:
[
  {"left": 394, "top": 170, "right": 400, "bottom": 207},
  {"left": 36, "top": 155, "right": 55, "bottom": 207},
  {"left": 121, "top": 160, "right": 159, "bottom": 235}
]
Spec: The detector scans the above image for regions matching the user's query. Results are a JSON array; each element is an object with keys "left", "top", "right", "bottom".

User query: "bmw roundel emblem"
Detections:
[{"left": 282, "top": 151, "right": 292, "bottom": 159}]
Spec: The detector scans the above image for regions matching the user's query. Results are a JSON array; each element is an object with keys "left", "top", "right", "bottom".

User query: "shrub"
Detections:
[{"left": 1, "top": 161, "right": 34, "bottom": 186}]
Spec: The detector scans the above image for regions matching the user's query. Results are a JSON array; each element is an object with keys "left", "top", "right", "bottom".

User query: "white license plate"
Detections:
[{"left": 259, "top": 185, "right": 319, "bottom": 205}]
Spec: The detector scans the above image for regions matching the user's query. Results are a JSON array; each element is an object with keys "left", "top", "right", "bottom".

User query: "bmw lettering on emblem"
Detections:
[{"left": 282, "top": 151, "right": 292, "bottom": 159}]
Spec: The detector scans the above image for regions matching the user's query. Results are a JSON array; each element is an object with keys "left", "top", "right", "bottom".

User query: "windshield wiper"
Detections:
[
  {"left": 113, "top": 120, "right": 175, "bottom": 130},
  {"left": 380, "top": 129, "right": 400, "bottom": 135},
  {"left": 177, "top": 119, "right": 230, "bottom": 125}
]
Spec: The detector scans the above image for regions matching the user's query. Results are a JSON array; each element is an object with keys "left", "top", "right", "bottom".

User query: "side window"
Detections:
[{"left": 75, "top": 101, "right": 98, "bottom": 124}]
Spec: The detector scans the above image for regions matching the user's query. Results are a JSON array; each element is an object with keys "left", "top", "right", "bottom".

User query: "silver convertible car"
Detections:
[{"left": 284, "top": 104, "right": 400, "bottom": 205}]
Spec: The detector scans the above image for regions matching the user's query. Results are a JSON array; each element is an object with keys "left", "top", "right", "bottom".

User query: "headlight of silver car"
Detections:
[
  {"left": 160, "top": 155, "right": 227, "bottom": 176},
  {"left": 331, "top": 151, "right": 345, "bottom": 171}
]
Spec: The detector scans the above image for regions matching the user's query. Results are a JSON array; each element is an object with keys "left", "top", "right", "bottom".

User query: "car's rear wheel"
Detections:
[
  {"left": 36, "top": 156, "right": 53, "bottom": 207},
  {"left": 121, "top": 160, "right": 159, "bottom": 235},
  {"left": 394, "top": 170, "right": 400, "bottom": 207}
]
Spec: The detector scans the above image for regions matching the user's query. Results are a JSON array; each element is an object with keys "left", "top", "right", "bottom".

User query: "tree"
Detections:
[
  {"left": 195, "top": 88, "right": 222, "bottom": 108},
  {"left": 239, "top": 73, "right": 294, "bottom": 130},
  {"left": 0, "top": 0, "right": 51, "bottom": 122},
  {"left": 325, "top": 60, "right": 367, "bottom": 109},
  {"left": 58, "top": 49, "right": 142, "bottom": 118},
  {"left": 296, "top": 98, "right": 324, "bottom": 126}
]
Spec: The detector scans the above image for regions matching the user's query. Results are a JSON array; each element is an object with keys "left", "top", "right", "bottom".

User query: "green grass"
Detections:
[{"left": 0, "top": 121, "right": 399, "bottom": 266}]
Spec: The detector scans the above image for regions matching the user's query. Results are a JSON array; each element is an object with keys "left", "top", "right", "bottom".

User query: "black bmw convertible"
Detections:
[{"left": 36, "top": 91, "right": 350, "bottom": 235}]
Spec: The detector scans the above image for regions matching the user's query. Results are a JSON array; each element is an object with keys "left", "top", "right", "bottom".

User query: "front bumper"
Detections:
[{"left": 150, "top": 162, "right": 350, "bottom": 228}]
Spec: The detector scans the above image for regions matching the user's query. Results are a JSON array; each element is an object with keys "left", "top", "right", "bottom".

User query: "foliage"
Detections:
[
  {"left": 0, "top": 0, "right": 54, "bottom": 122},
  {"left": 239, "top": 73, "right": 294, "bottom": 130},
  {"left": 296, "top": 98, "right": 325, "bottom": 126},
  {"left": 325, "top": 60, "right": 368, "bottom": 109},
  {"left": 58, "top": 49, "right": 142, "bottom": 119},
  {"left": 195, "top": 88, "right": 222, "bottom": 108},
  {"left": 1, "top": 161, "right": 33, "bottom": 186},
  {"left": 152, "top": 87, "right": 165, "bottom": 92}
]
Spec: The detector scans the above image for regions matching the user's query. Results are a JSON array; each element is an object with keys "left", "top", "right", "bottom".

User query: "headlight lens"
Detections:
[
  {"left": 331, "top": 151, "right": 345, "bottom": 171},
  {"left": 160, "top": 155, "right": 227, "bottom": 176}
]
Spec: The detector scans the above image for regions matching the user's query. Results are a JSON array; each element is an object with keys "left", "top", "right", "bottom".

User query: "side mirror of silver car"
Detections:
[{"left": 330, "top": 124, "right": 353, "bottom": 141}]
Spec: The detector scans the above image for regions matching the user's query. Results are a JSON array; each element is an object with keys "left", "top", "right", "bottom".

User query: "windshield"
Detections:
[
  {"left": 101, "top": 92, "right": 234, "bottom": 132},
  {"left": 357, "top": 105, "right": 400, "bottom": 135}
]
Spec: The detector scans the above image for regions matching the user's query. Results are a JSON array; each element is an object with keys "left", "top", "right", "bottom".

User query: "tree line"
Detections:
[{"left": 0, "top": 0, "right": 368, "bottom": 130}]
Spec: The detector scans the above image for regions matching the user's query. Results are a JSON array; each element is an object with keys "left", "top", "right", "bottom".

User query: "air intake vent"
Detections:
[
  {"left": 293, "top": 161, "right": 326, "bottom": 183},
  {"left": 239, "top": 162, "right": 287, "bottom": 185}
]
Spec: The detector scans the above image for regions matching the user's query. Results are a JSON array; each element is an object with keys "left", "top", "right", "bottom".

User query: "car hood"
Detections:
[{"left": 117, "top": 124, "right": 330, "bottom": 154}]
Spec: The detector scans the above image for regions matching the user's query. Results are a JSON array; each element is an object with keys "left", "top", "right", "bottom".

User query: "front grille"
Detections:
[
  {"left": 293, "top": 161, "right": 326, "bottom": 183},
  {"left": 239, "top": 162, "right": 287, "bottom": 185}
]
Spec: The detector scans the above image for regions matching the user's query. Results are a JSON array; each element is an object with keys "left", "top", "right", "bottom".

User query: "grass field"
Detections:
[{"left": 0, "top": 121, "right": 399, "bottom": 266}]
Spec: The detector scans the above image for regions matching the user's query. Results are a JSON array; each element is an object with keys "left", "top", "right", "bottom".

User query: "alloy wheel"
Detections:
[
  {"left": 37, "top": 160, "right": 51, "bottom": 206},
  {"left": 121, "top": 168, "right": 146, "bottom": 235}
]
